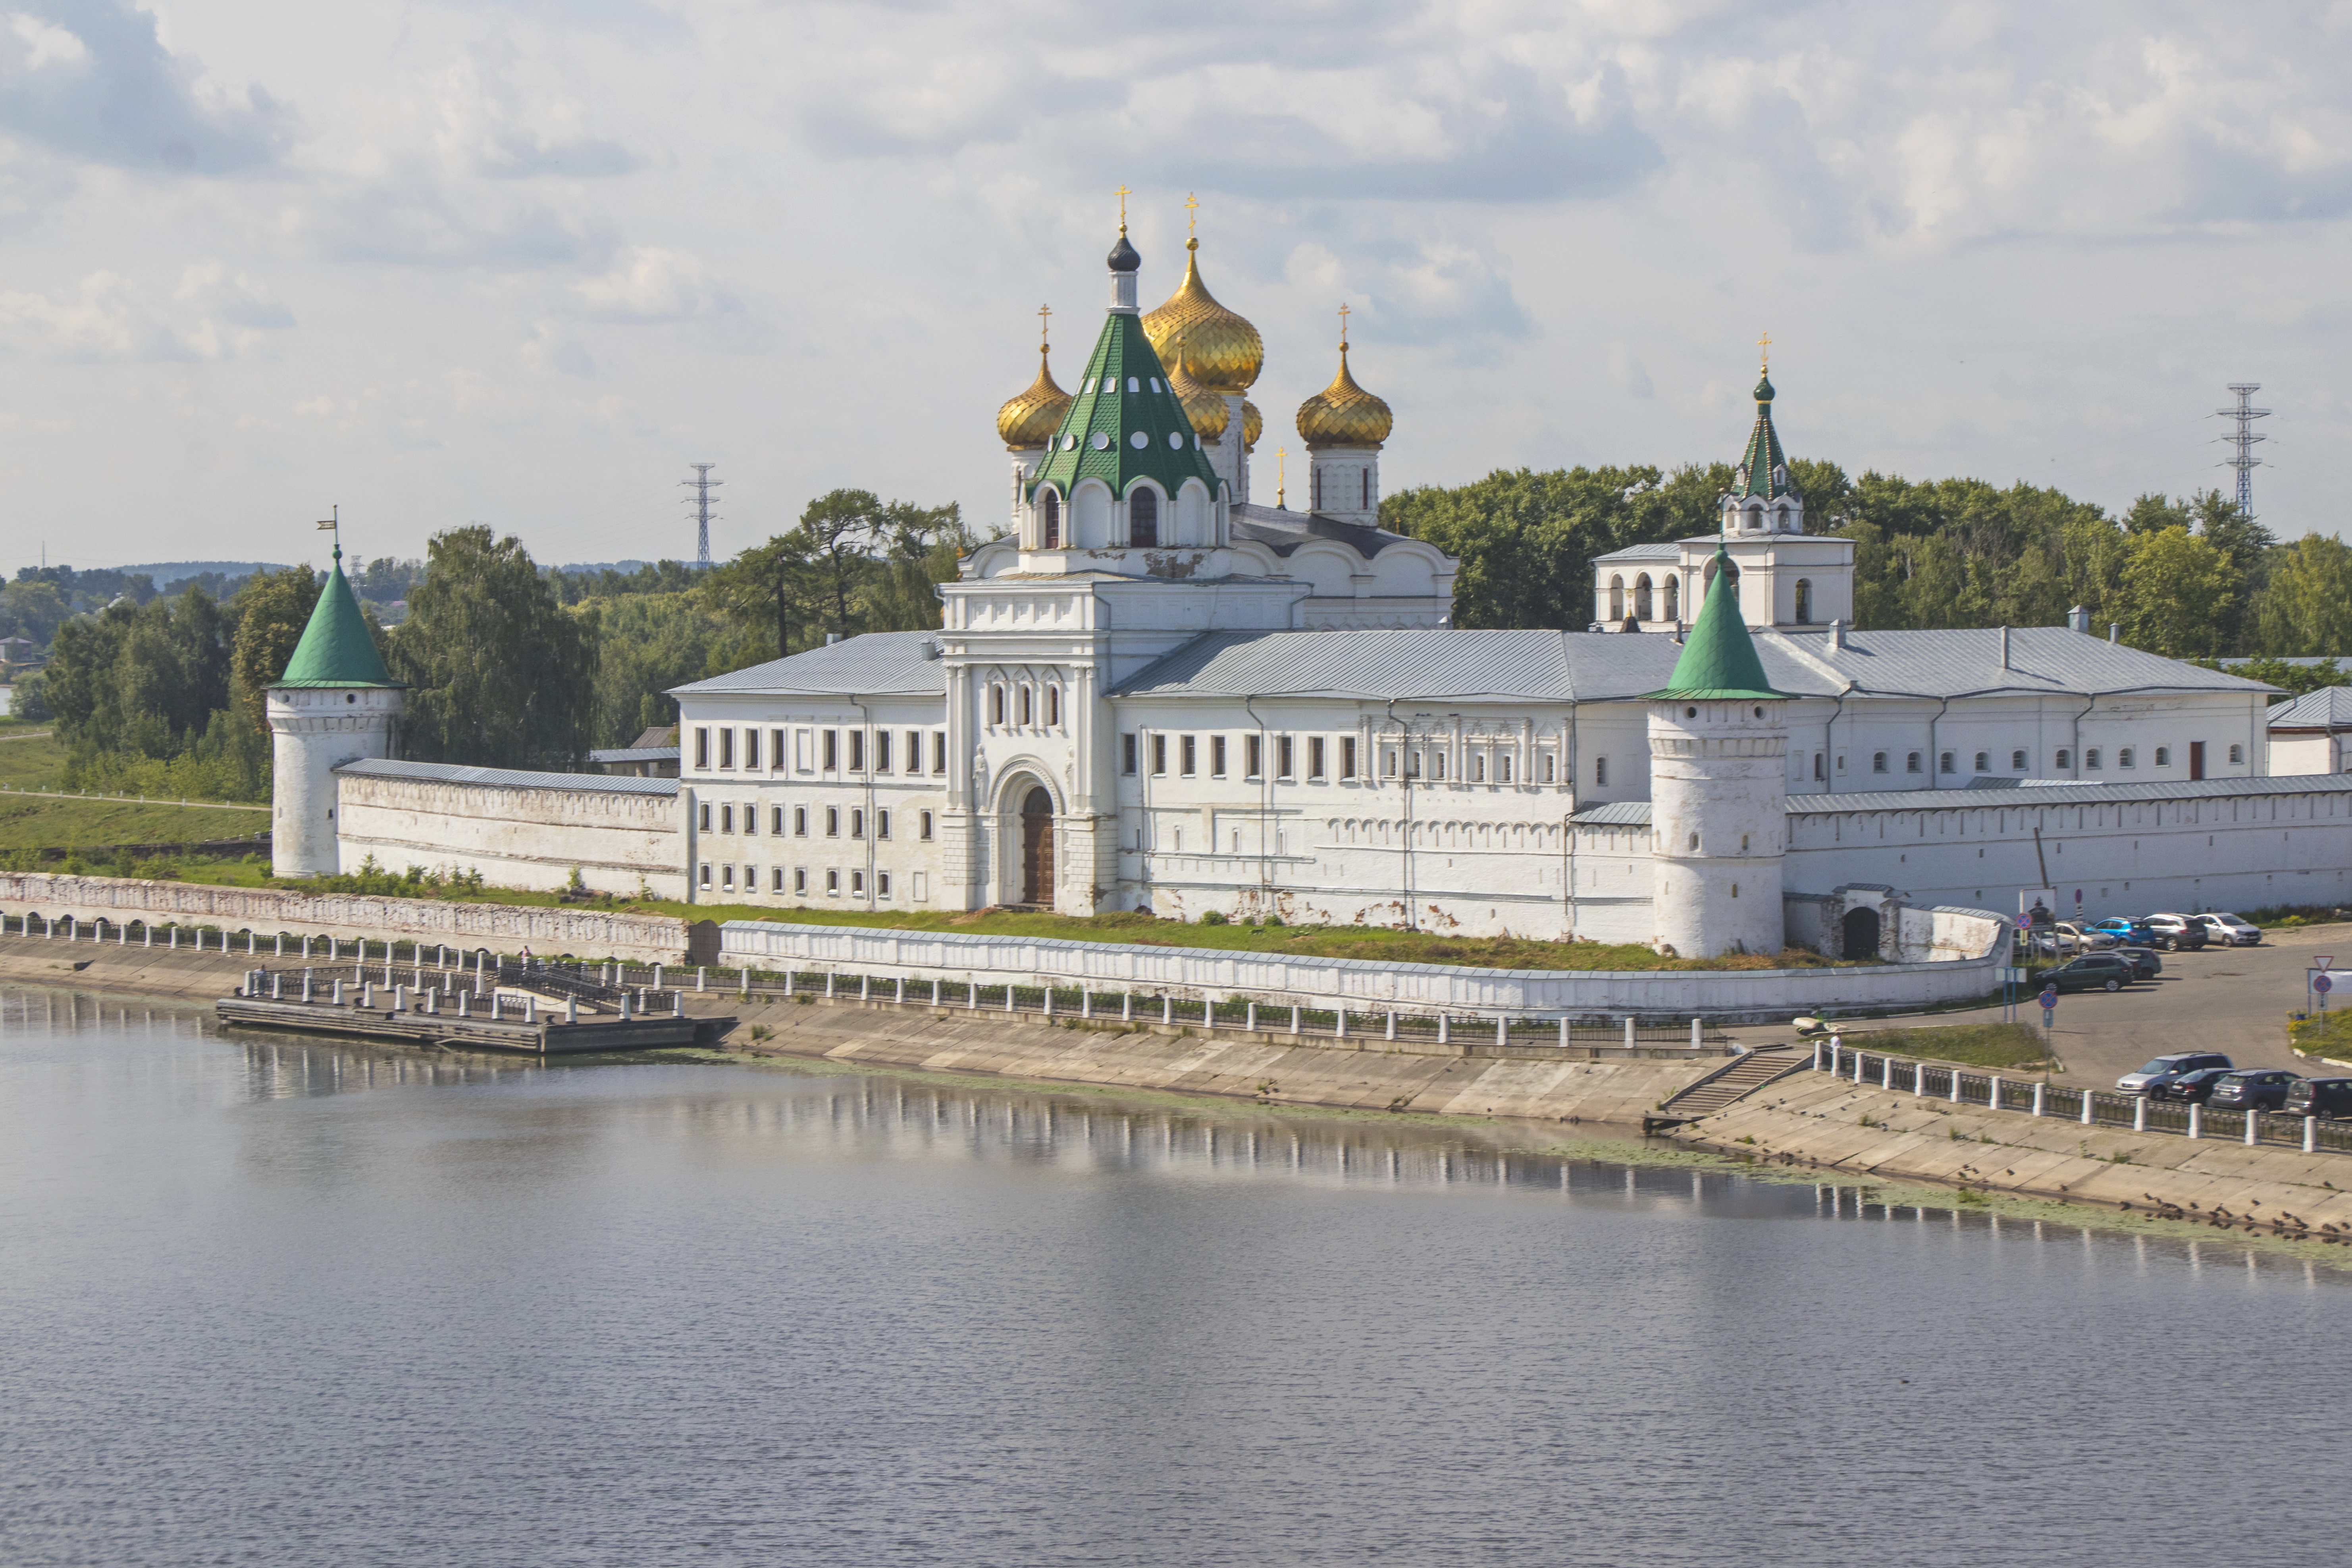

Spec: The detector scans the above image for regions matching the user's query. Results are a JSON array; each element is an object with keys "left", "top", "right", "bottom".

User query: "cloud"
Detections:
[
  {"left": 522, "top": 321, "right": 596, "bottom": 378},
  {"left": 0, "top": 0, "right": 287, "bottom": 174},
  {"left": 0, "top": 264, "right": 291, "bottom": 360},
  {"left": 571, "top": 246, "right": 737, "bottom": 322},
  {"left": 428, "top": 37, "right": 639, "bottom": 180}
]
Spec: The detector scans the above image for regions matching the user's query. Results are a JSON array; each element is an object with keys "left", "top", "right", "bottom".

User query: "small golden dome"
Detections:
[
  {"left": 1242, "top": 398, "right": 1262, "bottom": 451},
  {"left": 1295, "top": 341, "right": 1391, "bottom": 448},
  {"left": 995, "top": 337, "right": 1071, "bottom": 449},
  {"left": 1142, "top": 239, "right": 1262, "bottom": 395},
  {"left": 1166, "top": 350, "right": 1228, "bottom": 441}
]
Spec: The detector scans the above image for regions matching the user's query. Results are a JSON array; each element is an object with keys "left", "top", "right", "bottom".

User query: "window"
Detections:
[
  {"left": 1181, "top": 735, "right": 1197, "bottom": 776},
  {"left": 1278, "top": 737, "right": 1294, "bottom": 777},
  {"left": 794, "top": 806, "right": 809, "bottom": 836},
  {"left": 2086, "top": 748, "right": 2102, "bottom": 770},
  {"left": 875, "top": 731, "right": 892, "bottom": 773},
  {"left": 699, "top": 802, "right": 713, "bottom": 832},
  {"left": 877, "top": 872, "right": 892, "bottom": 898},
  {"left": 2011, "top": 750, "right": 2027, "bottom": 771},
  {"left": 1383, "top": 747, "right": 1398, "bottom": 778},
  {"left": 1046, "top": 685, "right": 1060, "bottom": 726},
  {"left": 990, "top": 685, "right": 1005, "bottom": 725},
  {"left": 721, "top": 864, "right": 735, "bottom": 891},
  {"left": 2229, "top": 744, "right": 2245, "bottom": 764},
  {"left": 1814, "top": 754, "right": 1826, "bottom": 781},
  {"left": 1407, "top": 750, "right": 1422, "bottom": 778},
  {"left": 1244, "top": 735, "right": 1262, "bottom": 777},
  {"left": 1310, "top": 738, "right": 1326, "bottom": 779},
  {"left": 1541, "top": 753, "right": 1554, "bottom": 783},
  {"left": 694, "top": 727, "right": 711, "bottom": 770},
  {"left": 1940, "top": 751, "right": 1956, "bottom": 774},
  {"left": 771, "top": 729, "right": 785, "bottom": 770},
  {"left": 1607, "top": 575, "right": 1625, "bottom": 622},
  {"left": 851, "top": 808, "right": 865, "bottom": 839},
  {"left": 1838, "top": 754, "right": 1846, "bottom": 772},
  {"left": 1906, "top": 752, "right": 1921, "bottom": 774},
  {"left": 876, "top": 809, "right": 891, "bottom": 839},
  {"left": 849, "top": 730, "right": 864, "bottom": 771},
  {"left": 1499, "top": 754, "right": 1513, "bottom": 783},
  {"left": 933, "top": 733, "right": 947, "bottom": 773},
  {"left": 1130, "top": 487, "right": 1158, "bottom": 547},
  {"left": 904, "top": 730, "right": 920, "bottom": 771},
  {"left": 826, "top": 870, "right": 840, "bottom": 895},
  {"left": 719, "top": 728, "right": 735, "bottom": 769},
  {"left": 1595, "top": 756, "right": 1608, "bottom": 786},
  {"left": 2156, "top": 746, "right": 2171, "bottom": 766},
  {"left": 1663, "top": 577, "right": 1679, "bottom": 620},
  {"left": 1019, "top": 685, "right": 1032, "bottom": 726},
  {"left": 772, "top": 867, "right": 785, "bottom": 892},
  {"left": 744, "top": 729, "right": 760, "bottom": 770},
  {"left": 1152, "top": 735, "right": 1167, "bottom": 775},
  {"left": 825, "top": 806, "right": 840, "bottom": 836},
  {"left": 2055, "top": 748, "right": 2072, "bottom": 770},
  {"left": 720, "top": 804, "right": 734, "bottom": 834},
  {"left": 851, "top": 870, "right": 865, "bottom": 896},
  {"left": 1872, "top": 752, "right": 1889, "bottom": 773},
  {"left": 1123, "top": 734, "right": 1138, "bottom": 775},
  {"left": 2119, "top": 747, "right": 2136, "bottom": 769},
  {"left": 1342, "top": 737, "right": 1357, "bottom": 778},
  {"left": 822, "top": 729, "right": 838, "bottom": 770},
  {"left": 1042, "top": 489, "right": 1061, "bottom": 548},
  {"left": 699, "top": 863, "right": 711, "bottom": 888},
  {"left": 1794, "top": 578, "right": 1813, "bottom": 624},
  {"left": 1211, "top": 735, "right": 1227, "bottom": 777},
  {"left": 794, "top": 868, "right": 807, "bottom": 894},
  {"left": 1973, "top": 751, "right": 1990, "bottom": 773},
  {"left": 772, "top": 806, "right": 785, "bottom": 835},
  {"left": 919, "top": 810, "right": 934, "bottom": 840},
  {"left": 1472, "top": 752, "right": 1486, "bottom": 783},
  {"left": 1634, "top": 575, "right": 1654, "bottom": 621}
]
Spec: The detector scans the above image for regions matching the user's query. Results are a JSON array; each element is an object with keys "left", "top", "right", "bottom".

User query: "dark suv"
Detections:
[
  {"left": 2284, "top": 1078, "right": 2352, "bottom": 1120},
  {"left": 2159, "top": 1068, "right": 2236, "bottom": 1105},
  {"left": 2041, "top": 954, "right": 2137, "bottom": 993},
  {"left": 2141, "top": 914, "right": 2210, "bottom": 952},
  {"left": 2208, "top": 1070, "right": 2299, "bottom": 1112},
  {"left": 2117, "top": 1051, "right": 2233, "bottom": 1094}
]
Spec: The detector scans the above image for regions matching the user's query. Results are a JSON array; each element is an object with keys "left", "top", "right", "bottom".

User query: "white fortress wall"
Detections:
[{"left": 333, "top": 764, "right": 688, "bottom": 900}]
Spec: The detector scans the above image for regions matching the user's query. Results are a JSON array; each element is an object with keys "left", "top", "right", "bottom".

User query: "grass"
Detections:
[
  {"left": 160, "top": 856, "right": 1854, "bottom": 972},
  {"left": 0, "top": 733, "right": 67, "bottom": 790},
  {"left": 0, "top": 795, "right": 268, "bottom": 855},
  {"left": 2290, "top": 1009, "right": 2352, "bottom": 1063},
  {"left": 1837, "top": 1022, "right": 2051, "bottom": 1070}
]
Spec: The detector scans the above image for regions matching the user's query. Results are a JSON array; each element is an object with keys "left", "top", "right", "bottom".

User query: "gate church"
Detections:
[{"left": 271, "top": 217, "right": 2352, "bottom": 957}]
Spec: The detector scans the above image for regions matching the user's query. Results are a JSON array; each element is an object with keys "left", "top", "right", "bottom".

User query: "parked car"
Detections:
[
  {"left": 2026, "top": 922, "right": 2118, "bottom": 958},
  {"left": 2284, "top": 1078, "right": 2352, "bottom": 1120},
  {"left": 2194, "top": 912, "right": 2263, "bottom": 946},
  {"left": 2090, "top": 917, "right": 2157, "bottom": 947},
  {"left": 2118, "top": 1051, "right": 2233, "bottom": 1094},
  {"left": 2040, "top": 953, "right": 2138, "bottom": 992},
  {"left": 2142, "top": 914, "right": 2210, "bottom": 952},
  {"left": 2158, "top": 1067, "right": 2238, "bottom": 1105},
  {"left": 2208, "top": 1070, "right": 2299, "bottom": 1111},
  {"left": 2114, "top": 947, "right": 2164, "bottom": 981}
]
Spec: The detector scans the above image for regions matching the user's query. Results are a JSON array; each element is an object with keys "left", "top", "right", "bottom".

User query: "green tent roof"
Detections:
[
  {"left": 1730, "top": 372, "right": 1796, "bottom": 500},
  {"left": 1026, "top": 297, "right": 1223, "bottom": 504},
  {"left": 273, "top": 553, "right": 396, "bottom": 688},
  {"left": 1645, "top": 547, "right": 1783, "bottom": 701}
]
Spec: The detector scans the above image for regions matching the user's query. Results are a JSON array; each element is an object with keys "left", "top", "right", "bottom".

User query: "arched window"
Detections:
[
  {"left": 1018, "top": 685, "right": 1032, "bottom": 725},
  {"left": 1129, "top": 487, "right": 1158, "bottom": 547},
  {"left": 2055, "top": 748, "right": 2072, "bottom": 770},
  {"left": 1360, "top": 470, "right": 1370, "bottom": 511},
  {"left": 1633, "top": 574, "right": 1654, "bottom": 621},
  {"left": 1703, "top": 555, "right": 1739, "bottom": 591},
  {"left": 1905, "top": 752, "right": 1921, "bottom": 773},
  {"left": 1607, "top": 575, "right": 1625, "bottom": 621},
  {"left": 1872, "top": 752, "right": 1888, "bottom": 773},
  {"left": 1940, "top": 751, "right": 1955, "bottom": 774},
  {"left": 1594, "top": 756, "right": 1608, "bottom": 787},
  {"left": 2229, "top": 743, "right": 2245, "bottom": 764},
  {"left": 1041, "top": 489, "right": 1061, "bottom": 549},
  {"left": 1662, "top": 577, "right": 1679, "bottom": 620},
  {"left": 2086, "top": 748, "right": 2102, "bottom": 770},
  {"left": 2011, "top": 750, "right": 2027, "bottom": 771},
  {"left": 1794, "top": 579, "right": 1813, "bottom": 624},
  {"left": 990, "top": 684, "right": 1005, "bottom": 725},
  {"left": 2155, "top": 746, "right": 2171, "bottom": 766},
  {"left": 1974, "top": 751, "right": 1990, "bottom": 773},
  {"left": 2119, "top": 746, "right": 2135, "bottom": 768},
  {"left": 1046, "top": 684, "right": 1060, "bottom": 726}
]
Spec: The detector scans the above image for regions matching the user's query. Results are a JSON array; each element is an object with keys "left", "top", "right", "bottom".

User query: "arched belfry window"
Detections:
[
  {"left": 1130, "top": 487, "right": 1158, "bottom": 548},
  {"left": 1633, "top": 575, "right": 1653, "bottom": 621},
  {"left": 1041, "top": 489, "right": 1061, "bottom": 549},
  {"left": 1794, "top": 578, "right": 1813, "bottom": 624},
  {"left": 1703, "top": 556, "right": 1739, "bottom": 591},
  {"left": 1662, "top": 577, "right": 1679, "bottom": 620},
  {"left": 1607, "top": 575, "right": 1625, "bottom": 621}
]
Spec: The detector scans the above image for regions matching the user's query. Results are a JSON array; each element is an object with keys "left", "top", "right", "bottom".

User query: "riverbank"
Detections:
[{"left": 1669, "top": 1068, "right": 2352, "bottom": 1239}]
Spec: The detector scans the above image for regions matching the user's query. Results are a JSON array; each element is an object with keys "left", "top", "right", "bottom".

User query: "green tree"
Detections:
[
  {"left": 229, "top": 565, "right": 324, "bottom": 735},
  {"left": 581, "top": 590, "right": 742, "bottom": 746},
  {"left": 794, "top": 489, "right": 961, "bottom": 640},
  {"left": 701, "top": 534, "right": 819, "bottom": 659},
  {"left": 390, "top": 527, "right": 597, "bottom": 770},
  {"left": 2121, "top": 527, "right": 2236, "bottom": 657},
  {"left": 2251, "top": 533, "right": 2352, "bottom": 656}
]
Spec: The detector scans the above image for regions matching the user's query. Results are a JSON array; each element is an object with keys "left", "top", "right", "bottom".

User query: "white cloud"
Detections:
[
  {"left": 0, "top": 265, "right": 291, "bottom": 360},
  {"left": 572, "top": 246, "right": 737, "bottom": 323}
]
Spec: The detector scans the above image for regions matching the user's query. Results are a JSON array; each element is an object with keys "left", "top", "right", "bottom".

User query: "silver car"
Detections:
[{"left": 2194, "top": 912, "right": 2263, "bottom": 946}]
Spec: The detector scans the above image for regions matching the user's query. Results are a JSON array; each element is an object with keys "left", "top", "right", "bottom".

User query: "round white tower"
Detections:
[
  {"left": 266, "top": 548, "right": 402, "bottom": 878},
  {"left": 1646, "top": 546, "right": 1788, "bottom": 958}
]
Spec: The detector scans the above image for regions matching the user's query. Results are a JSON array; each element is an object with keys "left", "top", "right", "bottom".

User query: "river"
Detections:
[{"left": 0, "top": 987, "right": 2340, "bottom": 1567}]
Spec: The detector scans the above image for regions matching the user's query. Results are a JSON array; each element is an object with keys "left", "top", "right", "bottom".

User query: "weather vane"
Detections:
[
  {"left": 316, "top": 504, "right": 341, "bottom": 561},
  {"left": 1115, "top": 185, "right": 1130, "bottom": 233}
]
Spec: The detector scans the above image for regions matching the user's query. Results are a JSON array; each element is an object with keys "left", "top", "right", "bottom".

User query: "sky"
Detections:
[{"left": 3, "top": 0, "right": 2350, "bottom": 577}]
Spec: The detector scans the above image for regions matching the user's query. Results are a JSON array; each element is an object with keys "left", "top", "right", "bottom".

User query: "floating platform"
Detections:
[{"left": 214, "top": 996, "right": 726, "bottom": 1054}]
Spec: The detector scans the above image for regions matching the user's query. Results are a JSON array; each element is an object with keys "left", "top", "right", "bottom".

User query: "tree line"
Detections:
[{"left": 1381, "top": 460, "right": 2352, "bottom": 664}]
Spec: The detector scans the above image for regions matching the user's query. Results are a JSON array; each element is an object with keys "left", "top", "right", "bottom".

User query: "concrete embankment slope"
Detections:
[
  {"left": 0, "top": 937, "right": 255, "bottom": 1001},
  {"left": 1671, "top": 1072, "right": 2352, "bottom": 1233}
]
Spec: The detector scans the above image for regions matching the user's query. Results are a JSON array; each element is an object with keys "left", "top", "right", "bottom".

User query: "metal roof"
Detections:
[
  {"left": 335, "top": 758, "right": 680, "bottom": 796},
  {"left": 588, "top": 746, "right": 679, "bottom": 763},
  {"left": 671, "top": 629, "right": 946, "bottom": 698},
  {"left": 1230, "top": 504, "right": 1415, "bottom": 560},
  {"left": 1590, "top": 542, "right": 1683, "bottom": 562},
  {"left": 2267, "top": 687, "right": 2352, "bottom": 730},
  {"left": 1115, "top": 625, "right": 2282, "bottom": 704},
  {"left": 1568, "top": 801, "right": 1654, "bottom": 826},
  {"left": 1572, "top": 770, "right": 2352, "bottom": 827}
]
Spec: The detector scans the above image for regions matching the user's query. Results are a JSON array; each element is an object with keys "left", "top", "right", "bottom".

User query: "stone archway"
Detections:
[
  {"left": 1841, "top": 906, "right": 1882, "bottom": 960},
  {"left": 1019, "top": 786, "right": 1054, "bottom": 906}
]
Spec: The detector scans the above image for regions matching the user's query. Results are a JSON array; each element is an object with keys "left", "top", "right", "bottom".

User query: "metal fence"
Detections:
[{"left": 1807, "top": 1039, "right": 2352, "bottom": 1156}]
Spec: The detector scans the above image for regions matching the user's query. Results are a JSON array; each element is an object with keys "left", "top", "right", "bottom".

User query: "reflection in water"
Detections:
[{"left": 0, "top": 988, "right": 2341, "bottom": 1568}]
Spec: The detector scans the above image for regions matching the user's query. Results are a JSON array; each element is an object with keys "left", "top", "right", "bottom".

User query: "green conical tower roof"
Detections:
[
  {"left": 273, "top": 551, "right": 396, "bottom": 688},
  {"left": 1645, "top": 547, "right": 1782, "bottom": 701},
  {"left": 1731, "top": 372, "right": 1796, "bottom": 499}
]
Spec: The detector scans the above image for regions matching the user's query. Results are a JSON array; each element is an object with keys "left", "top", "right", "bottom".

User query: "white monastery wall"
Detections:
[
  {"left": 2269, "top": 733, "right": 2344, "bottom": 775},
  {"left": 335, "top": 772, "right": 688, "bottom": 900}
]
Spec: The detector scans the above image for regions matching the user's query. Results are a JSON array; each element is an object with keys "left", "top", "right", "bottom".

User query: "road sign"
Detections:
[
  {"left": 2317, "top": 974, "right": 2335, "bottom": 995},
  {"left": 2074, "top": 890, "right": 2082, "bottom": 904},
  {"left": 2038, "top": 987, "right": 2058, "bottom": 1008},
  {"left": 2317, "top": 954, "right": 2335, "bottom": 971},
  {"left": 2014, "top": 912, "right": 2031, "bottom": 928}
]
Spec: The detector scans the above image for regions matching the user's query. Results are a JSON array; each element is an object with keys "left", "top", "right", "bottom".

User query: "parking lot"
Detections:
[{"left": 1736, "top": 921, "right": 2352, "bottom": 1087}]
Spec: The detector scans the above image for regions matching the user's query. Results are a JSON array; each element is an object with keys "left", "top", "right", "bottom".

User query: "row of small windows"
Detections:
[
  {"left": 694, "top": 726, "right": 948, "bottom": 775},
  {"left": 1606, "top": 574, "right": 1682, "bottom": 623},
  {"left": 1041, "top": 486, "right": 1160, "bottom": 549},
  {"left": 988, "top": 682, "right": 1063, "bottom": 727},
  {"left": 1857, "top": 745, "right": 2241, "bottom": 775},
  {"left": 697, "top": 800, "right": 936, "bottom": 841},
  {"left": 1120, "top": 734, "right": 1563, "bottom": 786},
  {"left": 699, "top": 863, "right": 923, "bottom": 900},
  {"left": 1046, "top": 430, "right": 1197, "bottom": 454}
]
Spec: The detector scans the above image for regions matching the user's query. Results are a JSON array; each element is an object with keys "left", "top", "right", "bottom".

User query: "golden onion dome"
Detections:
[
  {"left": 1142, "top": 239, "right": 1262, "bottom": 395},
  {"left": 995, "top": 337, "right": 1071, "bottom": 449},
  {"left": 1165, "top": 350, "right": 1229, "bottom": 441},
  {"left": 1242, "top": 399, "right": 1262, "bottom": 451},
  {"left": 1295, "top": 341, "right": 1392, "bottom": 448}
]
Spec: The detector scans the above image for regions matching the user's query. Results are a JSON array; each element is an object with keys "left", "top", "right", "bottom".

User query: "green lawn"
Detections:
[
  {"left": 0, "top": 795, "right": 268, "bottom": 855},
  {"left": 1840, "top": 1022, "right": 2052, "bottom": 1070},
  {"left": 0, "top": 733, "right": 66, "bottom": 790}
]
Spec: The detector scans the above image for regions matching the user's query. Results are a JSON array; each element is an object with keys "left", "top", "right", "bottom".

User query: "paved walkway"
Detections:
[
  {"left": 1729, "top": 923, "right": 2352, "bottom": 1087},
  {"left": 0, "top": 786, "right": 266, "bottom": 812}
]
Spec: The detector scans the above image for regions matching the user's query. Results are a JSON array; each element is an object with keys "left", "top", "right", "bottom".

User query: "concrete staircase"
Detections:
[{"left": 1652, "top": 1048, "right": 1807, "bottom": 1124}]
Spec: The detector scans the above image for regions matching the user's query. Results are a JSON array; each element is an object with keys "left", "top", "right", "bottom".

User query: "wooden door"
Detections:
[
  {"left": 1020, "top": 788, "right": 1054, "bottom": 905},
  {"left": 2189, "top": 740, "right": 2205, "bottom": 781}
]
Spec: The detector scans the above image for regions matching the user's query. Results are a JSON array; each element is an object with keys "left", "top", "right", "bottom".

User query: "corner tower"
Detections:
[
  {"left": 266, "top": 546, "right": 402, "bottom": 877},
  {"left": 1645, "top": 546, "right": 1788, "bottom": 957}
]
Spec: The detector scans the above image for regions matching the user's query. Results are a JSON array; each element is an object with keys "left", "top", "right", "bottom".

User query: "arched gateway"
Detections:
[{"left": 1020, "top": 787, "right": 1054, "bottom": 906}]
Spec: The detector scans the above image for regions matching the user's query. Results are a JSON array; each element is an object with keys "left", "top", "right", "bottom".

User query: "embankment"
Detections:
[{"left": 1670, "top": 1070, "right": 2352, "bottom": 1235}]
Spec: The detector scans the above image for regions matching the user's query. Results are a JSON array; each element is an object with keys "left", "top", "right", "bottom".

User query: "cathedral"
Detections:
[{"left": 270, "top": 215, "right": 2352, "bottom": 957}]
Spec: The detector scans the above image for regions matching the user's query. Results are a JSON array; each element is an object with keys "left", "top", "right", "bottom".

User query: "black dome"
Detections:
[{"left": 1106, "top": 232, "right": 1141, "bottom": 273}]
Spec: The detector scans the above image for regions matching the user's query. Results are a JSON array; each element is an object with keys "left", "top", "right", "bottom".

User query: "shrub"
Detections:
[{"left": 1198, "top": 909, "right": 1228, "bottom": 926}]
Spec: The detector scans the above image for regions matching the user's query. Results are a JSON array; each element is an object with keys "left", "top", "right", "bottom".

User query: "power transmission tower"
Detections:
[
  {"left": 681, "top": 463, "right": 722, "bottom": 567},
  {"left": 2215, "top": 383, "right": 2270, "bottom": 520}
]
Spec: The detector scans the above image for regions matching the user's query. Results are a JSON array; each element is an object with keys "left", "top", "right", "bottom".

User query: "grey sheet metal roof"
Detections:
[
  {"left": 1572, "top": 771, "right": 2352, "bottom": 827},
  {"left": 335, "top": 758, "right": 680, "bottom": 797},
  {"left": 1591, "top": 542, "right": 1683, "bottom": 563},
  {"left": 1229, "top": 503, "right": 1413, "bottom": 559},
  {"left": 670, "top": 629, "right": 946, "bottom": 698},
  {"left": 588, "top": 746, "right": 680, "bottom": 763},
  {"left": 2267, "top": 687, "right": 2352, "bottom": 729},
  {"left": 1115, "top": 625, "right": 2280, "bottom": 704}
]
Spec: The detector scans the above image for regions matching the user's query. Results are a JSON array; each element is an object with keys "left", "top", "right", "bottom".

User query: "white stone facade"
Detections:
[
  {"left": 268, "top": 685, "right": 401, "bottom": 877},
  {"left": 333, "top": 760, "right": 687, "bottom": 899}
]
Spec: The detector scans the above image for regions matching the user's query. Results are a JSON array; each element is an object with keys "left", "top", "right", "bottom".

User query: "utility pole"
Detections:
[
  {"left": 681, "top": 463, "right": 722, "bottom": 568},
  {"left": 2216, "top": 383, "right": 2270, "bottom": 521}
]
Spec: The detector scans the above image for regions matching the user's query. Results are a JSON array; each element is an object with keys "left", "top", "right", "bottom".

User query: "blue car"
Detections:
[{"left": 2090, "top": 917, "right": 2156, "bottom": 947}]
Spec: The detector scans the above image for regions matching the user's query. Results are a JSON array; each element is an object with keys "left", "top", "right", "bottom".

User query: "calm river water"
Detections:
[{"left": 0, "top": 988, "right": 2343, "bottom": 1568}]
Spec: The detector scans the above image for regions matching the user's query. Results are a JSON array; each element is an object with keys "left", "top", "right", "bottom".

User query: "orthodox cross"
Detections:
[
  {"left": 1757, "top": 329, "right": 1771, "bottom": 372},
  {"left": 1338, "top": 301, "right": 1351, "bottom": 348},
  {"left": 1037, "top": 303, "right": 1051, "bottom": 351},
  {"left": 1115, "top": 185, "right": 1130, "bottom": 232},
  {"left": 1185, "top": 191, "right": 1199, "bottom": 237}
]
